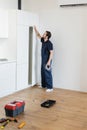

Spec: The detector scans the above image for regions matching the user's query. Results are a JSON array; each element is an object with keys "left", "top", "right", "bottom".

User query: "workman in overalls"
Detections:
[{"left": 34, "top": 26, "right": 53, "bottom": 92}]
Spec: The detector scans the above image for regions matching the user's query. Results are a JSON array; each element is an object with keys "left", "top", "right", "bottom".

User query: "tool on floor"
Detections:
[
  {"left": 18, "top": 122, "right": 26, "bottom": 129},
  {"left": 41, "top": 99, "right": 56, "bottom": 108},
  {"left": 0, "top": 118, "right": 7, "bottom": 123},
  {"left": 0, "top": 118, "right": 18, "bottom": 123},
  {"left": 0, "top": 118, "right": 18, "bottom": 129},
  {"left": 0, "top": 120, "right": 10, "bottom": 129}
]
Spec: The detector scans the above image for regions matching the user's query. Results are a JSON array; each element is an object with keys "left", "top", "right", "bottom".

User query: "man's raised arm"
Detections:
[{"left": 34, "top": 26, "right": 41, "bottom": 39}]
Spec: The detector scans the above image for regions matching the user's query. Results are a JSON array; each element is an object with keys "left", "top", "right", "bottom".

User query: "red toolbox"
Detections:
[{"left": 4, "top": 100, "right": 25, "bottom": 117}]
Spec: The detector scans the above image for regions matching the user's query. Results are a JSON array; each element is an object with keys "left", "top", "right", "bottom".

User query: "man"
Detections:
[{"left": 34, "top": 26, "right": 53, "bottom": 92}]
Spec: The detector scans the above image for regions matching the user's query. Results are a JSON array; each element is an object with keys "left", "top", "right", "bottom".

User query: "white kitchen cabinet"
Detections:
[
  {"left": 0, "top": 10, "right": 8, "bottom": 38},
  {"left": 0, "top": 62, "right": 16, "bottom": 98},
  {"left": 17, "top": 11, "right": 33, "bottom": 26},
  {"left": 16, "top": 24, "right": 29, "bottom": 90},
  {"left": 17, "top": 25, "right": 29, "bottom": 64},
  {"left": 0, "top": 10, "right": 39, "bottom": 97},
  {"left": 17, "top": 63, "right": 28, "bottom": 91},
  {"left": 16, "top": 10, "right": 39, "bottom": 90}
]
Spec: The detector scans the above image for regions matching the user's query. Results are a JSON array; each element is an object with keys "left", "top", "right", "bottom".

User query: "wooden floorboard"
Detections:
[{"left": 0, "top": 86, "right": 87, "bottom": 130}]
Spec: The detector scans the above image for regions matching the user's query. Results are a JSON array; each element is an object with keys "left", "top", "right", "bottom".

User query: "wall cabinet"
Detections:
[{"left": 0, "top": 10, "right": 8, "bottom": 38}]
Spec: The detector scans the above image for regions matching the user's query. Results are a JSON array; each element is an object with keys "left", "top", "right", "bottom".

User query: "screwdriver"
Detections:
[{"left": 1, "top": 120, "right": 9, "bottom": 129}]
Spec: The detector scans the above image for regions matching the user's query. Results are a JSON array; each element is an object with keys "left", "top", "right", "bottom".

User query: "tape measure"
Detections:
[{"left": 45, "top": 65, "right": 51, "bottom": 71}]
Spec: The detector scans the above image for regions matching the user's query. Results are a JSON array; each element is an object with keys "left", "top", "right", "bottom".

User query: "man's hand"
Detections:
[
  {"left": 34, "top": 26, "right": 41, "bottom": 39},
  {"left": 46, "top": 61, "right": 51, "bottom": 67}
]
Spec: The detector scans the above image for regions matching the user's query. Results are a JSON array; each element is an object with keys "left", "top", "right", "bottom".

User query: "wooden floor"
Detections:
[{"left": 0, "top": 86, "right": 87, "bottom": 130}]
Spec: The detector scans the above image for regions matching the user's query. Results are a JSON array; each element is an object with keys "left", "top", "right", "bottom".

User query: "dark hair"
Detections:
[{"left": 46, "top": 31, "right": 51, "bottom": 39}]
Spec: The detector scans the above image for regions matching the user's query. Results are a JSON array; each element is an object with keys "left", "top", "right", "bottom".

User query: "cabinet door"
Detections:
[
  {"left": 10, "top": 62, "right": 16, "bottom": 92},
  {"left": 0, "top": 62, "right": 16, "bottom": 98},
  {"left": 0, "top": 64, "right": 10, "bottom": 97},
  {"left": 17, "top": 63, "right": 28, "bottom": 90},
  {"left": 17, "top": 25, "right": 29, "bottom": 64},
  {"left": 0, "top": 10, "right": 8, "bottom": 38}
]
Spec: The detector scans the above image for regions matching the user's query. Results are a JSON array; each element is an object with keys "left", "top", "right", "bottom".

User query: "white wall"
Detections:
[
  {"left": 25, "top": 0, "right": 87, "bottom": 92},
  {"left": 0, "top": 0, "right": 17, "bottom": 9}
]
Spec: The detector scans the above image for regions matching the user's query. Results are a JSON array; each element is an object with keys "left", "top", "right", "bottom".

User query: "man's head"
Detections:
[{"left": 42, "top": 31, "right": 51, "bottom": 40}]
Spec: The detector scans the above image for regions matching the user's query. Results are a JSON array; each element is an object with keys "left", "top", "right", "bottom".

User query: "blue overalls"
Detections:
[{"left": 41, "top": 38, "right": 53, "bottom": 89}]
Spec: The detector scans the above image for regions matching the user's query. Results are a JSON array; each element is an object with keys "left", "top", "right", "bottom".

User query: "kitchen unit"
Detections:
[{"left": 0, "top": 9, "right": 39, "bottom": 97}]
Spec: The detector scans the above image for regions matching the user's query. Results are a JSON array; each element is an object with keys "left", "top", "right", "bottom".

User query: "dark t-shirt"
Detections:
[{"left": 41, "top": 37, "right": 53, "bottom": 65}]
